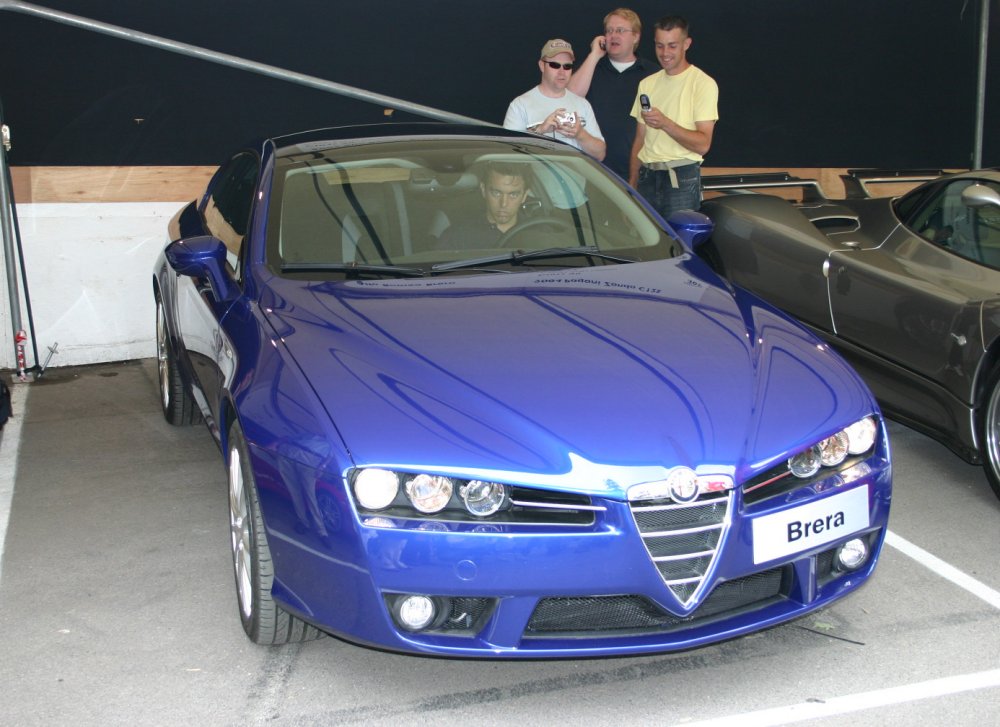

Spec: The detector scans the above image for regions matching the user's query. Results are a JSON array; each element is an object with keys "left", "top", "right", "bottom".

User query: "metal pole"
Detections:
[
  {"left": 0, "top": 1, "right": 493, "bottom": 127},
  {"left": 0, "top": 122, "right": 23, "bottom": 342},
  {"left": 973, "top": 0, "right": 990, "bottom": 168}
]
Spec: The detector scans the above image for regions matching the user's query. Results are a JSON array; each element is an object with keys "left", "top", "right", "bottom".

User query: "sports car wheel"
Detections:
[
  {"left": 979, "top": 369, "right": 1000, "bottom": 501},
  {"left": 155, "top": 297, "right": 200, "bottom": 426},
  {"left": 227, "top": 421, "right": 323, "bottom": 644}
]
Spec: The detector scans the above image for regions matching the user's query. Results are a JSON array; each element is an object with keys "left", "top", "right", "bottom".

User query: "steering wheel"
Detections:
[{"left": 497, "top": 217, "right": 575, "bottom": 248}]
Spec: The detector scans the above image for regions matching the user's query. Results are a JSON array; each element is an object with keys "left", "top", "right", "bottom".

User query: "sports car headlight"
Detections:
[
  {"left": 405, "top": 474, "right": 454, "bottom": 514},
  {"left": 460, "top": 480, "right": 508, "bottom": 517},
  {"left": 818, "top": 431, "right": 849, "bottom": 467},
  {"left": 788, "top": 445, "right": 822, "bottom": 478},
  {"left": 845, "top": 416, "right": 878, "bottom": 454},
  {"left": 348, "top": 468, "right": 591, "bottom": 525},
  {"left": 788, "top": 416, "right": 879, "bottom": 479},
  {"left": 354, "top": 468, "right": 400, "bottom": 510}
]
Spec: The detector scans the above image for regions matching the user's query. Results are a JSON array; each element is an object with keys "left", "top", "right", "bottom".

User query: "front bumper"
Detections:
[{"left": 260, "top": 452, "right": 892, "bottom": 658}]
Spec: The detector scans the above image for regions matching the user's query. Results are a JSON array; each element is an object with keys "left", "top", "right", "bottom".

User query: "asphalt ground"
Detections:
[{"left": 0, "top": 359, "right": 998, "bottom": 726}]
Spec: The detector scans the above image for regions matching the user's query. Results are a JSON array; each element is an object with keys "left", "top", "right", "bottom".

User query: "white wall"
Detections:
[{"left": 1, "top": 202, "right": 185, "bottom": 370}]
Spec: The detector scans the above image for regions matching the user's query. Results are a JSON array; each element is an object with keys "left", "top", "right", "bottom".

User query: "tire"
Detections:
[
  {"left": 155, "top": 298, "right": 201, "bottom": 426},
  {"left": 227, "top": 421, "right": 323, "bottom": 644},
  {"left": 978, "top": 368, "right": 1000, "bottom": 501}
]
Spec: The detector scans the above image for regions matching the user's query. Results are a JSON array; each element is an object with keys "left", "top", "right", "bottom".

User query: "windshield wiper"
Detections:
[
  {"left": 431, "top": 246, "right": 635, "bottom": 272},
  {"left": 281, "top": 262, "right": 426, "bottom": 278}
]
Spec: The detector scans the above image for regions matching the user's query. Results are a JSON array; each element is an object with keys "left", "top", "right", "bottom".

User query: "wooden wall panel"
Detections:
[
  {"left": 10, "top": 166, "right": 930, "bottom": 205},
  {"left": 10, "top": 166, "right": 215, "bottom": 204}
]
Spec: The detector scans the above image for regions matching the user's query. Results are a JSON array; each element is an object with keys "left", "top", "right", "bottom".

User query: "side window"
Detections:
[
  {"left": 203, "top": 152, "right": 259, "bottom": 272},
  {"left": 902, "top": 179, "right": 1000, "bottom": 266},
  {"left": 903, "top": 182, "right": 950, "bottom": 245},
  {"left": 970, "top": 181, "right": 1000, "bottom": 267}
]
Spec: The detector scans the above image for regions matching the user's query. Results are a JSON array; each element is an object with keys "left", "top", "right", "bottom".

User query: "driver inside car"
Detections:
[{"left": 437, "top": 161, "right": 532, "bottom": 249}]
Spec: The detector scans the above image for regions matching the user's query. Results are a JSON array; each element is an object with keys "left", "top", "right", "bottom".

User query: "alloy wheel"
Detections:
[{"left": 228, "top": 443, "right": 253, "bottom": 620}]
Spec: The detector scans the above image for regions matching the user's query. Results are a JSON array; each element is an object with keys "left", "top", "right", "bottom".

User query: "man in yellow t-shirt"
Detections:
[{"left": 628, "top": 16, "right": 718, "bottom": 219}]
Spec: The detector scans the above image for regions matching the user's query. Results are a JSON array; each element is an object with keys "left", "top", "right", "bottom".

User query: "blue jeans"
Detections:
[{"left": 637, "top": 163, "right": 702, "bottom": 220}]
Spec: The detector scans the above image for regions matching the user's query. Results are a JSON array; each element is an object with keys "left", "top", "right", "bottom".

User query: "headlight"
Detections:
[
  {"left": 788, "top": 445, "right": 822, "bottom": 478},
  {"left": 460, "top": 480, "right": 508, "bottom": 517},
  {"left": 350, "top": 468, "right": 583, "bottom": 524},
  {"left": 354, "top": 468, "right": 399, "bottom": 510},
  {"left": 818, "top": 430, "right": 849, "bottom": 467},
  {"left": 845, "top": 416, "right": 878, "bottom": 454},
  {"left": 405, "top": 474, "right": 454, "bottom": 513},
  {"left": 788, "top": 416, "right": 878, "bottom": 479}
]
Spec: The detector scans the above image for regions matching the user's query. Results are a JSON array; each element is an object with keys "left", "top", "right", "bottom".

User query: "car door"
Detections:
[
  {"left": 175, "top": 151, "right": 259, "bottom": 429},
  {"left": 826, "top": 177, "right": 1000, "bottom": 391}
]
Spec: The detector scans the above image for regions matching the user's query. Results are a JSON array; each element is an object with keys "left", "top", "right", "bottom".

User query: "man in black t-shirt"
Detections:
[{"left": 569, "top": 8, "right": 659, "bottom": 180}]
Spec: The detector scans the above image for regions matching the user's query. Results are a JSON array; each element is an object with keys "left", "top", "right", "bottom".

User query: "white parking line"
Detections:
[
  {"left": 673, "top": 669, "right": 1000, "bottom": 726},
  {"left": 0, "top": 381, "right": 28, "bottom": 587},
  {"left": 675, "top": 529, "right": 1000, "bottom": 726},
  {"left": 885, "top": 530, "right": 1000, "bottom": 610}
]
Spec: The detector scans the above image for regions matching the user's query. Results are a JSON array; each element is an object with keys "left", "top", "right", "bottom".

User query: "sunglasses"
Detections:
[{"left": 544, "top": 61, "right": 574, "bottom": 70}]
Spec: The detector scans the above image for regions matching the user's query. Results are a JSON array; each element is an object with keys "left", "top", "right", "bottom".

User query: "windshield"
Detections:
[{"left": 266, "top": 136, "right": 679, "bottom": 278}]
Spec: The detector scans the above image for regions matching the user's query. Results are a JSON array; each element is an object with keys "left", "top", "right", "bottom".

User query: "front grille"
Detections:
[
  {"left": 630, "top": 490, "right": 731, "bottom": 605},
  {"left": 525, "top": 567, "right": 787, "bottom": 636}
]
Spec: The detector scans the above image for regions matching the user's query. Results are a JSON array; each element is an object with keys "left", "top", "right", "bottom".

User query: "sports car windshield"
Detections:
[{"left": 266, "top": 136, "right": 679, "bottom": 278}]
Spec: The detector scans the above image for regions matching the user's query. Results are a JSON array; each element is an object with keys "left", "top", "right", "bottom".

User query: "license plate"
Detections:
[{"left": 752, "top": 485, "right": 870, "bottom": 564}]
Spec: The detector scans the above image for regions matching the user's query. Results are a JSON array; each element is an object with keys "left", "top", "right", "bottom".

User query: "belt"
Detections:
[{"left": 642, "top": 160, "right": 698, "bottom": 188}]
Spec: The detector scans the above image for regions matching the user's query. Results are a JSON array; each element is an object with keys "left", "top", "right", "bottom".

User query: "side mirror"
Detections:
[
  {"left": 961, "top": 183, "right": 1000, "bottom": 210},
  {"left": 165, "top": 235, "right": 239, "bottom": 302},
  {"left": 667, "top": 209, "right": 715, "bottom": 249}
]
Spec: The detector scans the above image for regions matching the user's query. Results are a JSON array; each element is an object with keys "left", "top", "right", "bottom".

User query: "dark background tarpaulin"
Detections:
[{"left": 0, "top": 0, "right": 995, "bottom": 168}]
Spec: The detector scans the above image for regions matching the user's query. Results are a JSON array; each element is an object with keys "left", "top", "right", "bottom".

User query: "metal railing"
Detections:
[
  {"left": 840, "top": 169, "right": 947, "bottom": 199},
  {"left": 701, "top": 172, "right": 828, "bottom": 203}
]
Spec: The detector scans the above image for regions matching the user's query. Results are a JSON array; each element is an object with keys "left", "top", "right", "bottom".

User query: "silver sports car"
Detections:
[{"left": 700, "top": 169, "right": 1000, "bottom": 501}]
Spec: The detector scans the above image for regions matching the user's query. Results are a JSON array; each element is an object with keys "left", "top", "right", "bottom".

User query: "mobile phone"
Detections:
[
  {"left": 640, "top": 94, "right": 651, "bottom": 112},
  {"left": 600, "top": 40, "right": 606, "bottom": 50}
]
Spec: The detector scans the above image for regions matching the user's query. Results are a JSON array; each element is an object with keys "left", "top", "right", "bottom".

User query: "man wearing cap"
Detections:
[
  {"left": 628, "top": 16, "right": 718, "bottom": 217},
  {"left": 503, "top": 39, "right": 606, "bottom": 161}
]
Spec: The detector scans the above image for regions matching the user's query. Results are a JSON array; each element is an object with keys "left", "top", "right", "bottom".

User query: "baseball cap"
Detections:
[{"left": 540, "top": 39, "right": 574, "bottom": 60}]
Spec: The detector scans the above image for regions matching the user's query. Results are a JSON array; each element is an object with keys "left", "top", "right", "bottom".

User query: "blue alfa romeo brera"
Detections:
[{"left": 152, "top": 123, "right": 892, "bottom": 658}]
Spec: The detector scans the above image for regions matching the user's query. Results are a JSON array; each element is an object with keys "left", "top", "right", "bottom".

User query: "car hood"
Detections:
[{"left": 259, "top": 259, "right": 874, "bottom": 497}]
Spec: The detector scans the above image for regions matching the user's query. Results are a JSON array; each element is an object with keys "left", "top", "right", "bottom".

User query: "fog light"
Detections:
[
  {"left": 397, "top": 595, "right": 437, "bottom": 631},
  {"left": 836, "top": 537, "right": 869, "bottom": 570}
]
